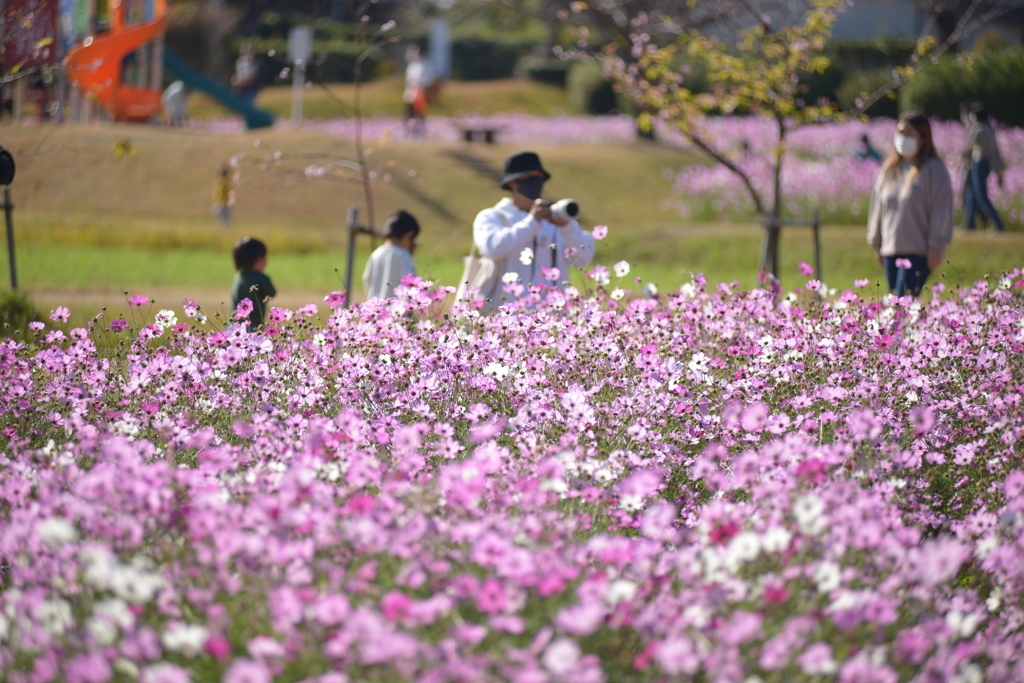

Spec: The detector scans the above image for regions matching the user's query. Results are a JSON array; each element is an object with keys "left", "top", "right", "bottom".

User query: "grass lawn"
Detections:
[
  {"left": 0, "top": 121, "right": 1021, "bottom": 327},
  {"left": 188, "top": 77, "right": 576, "bottom": 120}
]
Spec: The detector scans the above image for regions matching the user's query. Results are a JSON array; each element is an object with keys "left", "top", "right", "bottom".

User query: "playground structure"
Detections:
[{"left": 63, "top": 0, "right": 273, "bottom": 128}]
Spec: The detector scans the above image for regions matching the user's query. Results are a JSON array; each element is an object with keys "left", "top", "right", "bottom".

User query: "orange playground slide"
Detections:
[{"left": 65, "top": 0, "right": 169, "bottom": 122}]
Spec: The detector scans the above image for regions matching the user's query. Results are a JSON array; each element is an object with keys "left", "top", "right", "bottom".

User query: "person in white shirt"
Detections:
[
  {"left": 403, "top": 45, "right": 437, "bottom": 138},
  {"left": 363, "top": 211, "right": 419, "bottom": 301},
  {"left": 469, "top": 151, "right": 596, "bottom": 308}
]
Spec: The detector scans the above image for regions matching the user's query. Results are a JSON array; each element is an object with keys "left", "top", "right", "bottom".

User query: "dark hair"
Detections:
[
  {"left": 385, "top": 210, "right": 420, "bottom": 239},
  {"left": 233, "top": 236, "right": 267, "bottom": 270},
  {"left": 970, "top": 102, "right": 989, "bottom": 122}
]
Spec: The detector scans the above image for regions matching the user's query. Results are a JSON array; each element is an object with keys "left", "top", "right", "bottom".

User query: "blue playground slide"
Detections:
[{"left": 163, "top": 49, "right": 274, "bottom": 130}]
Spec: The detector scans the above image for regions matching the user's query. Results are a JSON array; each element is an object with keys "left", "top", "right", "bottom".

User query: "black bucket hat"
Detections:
[{"left": 500, "top": 151, "right": 551, "bottom": 189}]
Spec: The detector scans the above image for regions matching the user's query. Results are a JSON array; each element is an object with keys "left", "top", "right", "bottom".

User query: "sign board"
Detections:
[
  {"left": 288, "top": 25, "right": 313, "bottom": 65},
  {"left": 1, "top": 0, "right": 58, "bottom": 72}
]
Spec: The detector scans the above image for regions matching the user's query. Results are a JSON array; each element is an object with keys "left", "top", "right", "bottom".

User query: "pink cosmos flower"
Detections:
[
  {"left": 895, "top": 258, "right": 913, "bottom": 269},
  {"left": 854, "top": 278, "right": 870, "bottom": 287},
  {"left": 798, "top": 262, "right": 814, "bottom": 276},
  {"left": 28, "top": 321, "right": 45, "bottom": 332},
  {"left": 541, "top": 266, "right": 561, "bottom": 282},
  {"left": 109, "top": 319, "right": 129, "bottom": 332},
  {"left": 128, "top": 294, "right": 150, "bottom": 306},
  {"left": 49, "top": 306, "right": 70, "bottom": 323},
  {"left": 323, "top": 291, "right": 346, "bottom": 307},
  {"left": 223, "top": 658, "right": 272, "bottom": 683},
  {"left": 591, "top": 224, "right": 608, "bottom": 240},
  {"left": 909, "top": 405, "right": 935, "bottom": 434},
  {"left": 235, "top": 299, "right": 254, "bottom": 320},
  {"left": 740, "top": 402, "right": 770, "bottom": 432}
]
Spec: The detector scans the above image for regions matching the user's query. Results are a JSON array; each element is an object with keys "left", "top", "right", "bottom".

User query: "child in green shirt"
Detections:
[{"left": 231, "top": 237, "right": 277, "bottom": 329}]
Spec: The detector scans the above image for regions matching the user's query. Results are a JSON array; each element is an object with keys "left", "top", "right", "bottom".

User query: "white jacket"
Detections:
[
  {"left": 470, "top": 197, "right": 596, "bottom": 305},
  {"left": 363, "top": 244, "right": 416, "bottom": 300}
]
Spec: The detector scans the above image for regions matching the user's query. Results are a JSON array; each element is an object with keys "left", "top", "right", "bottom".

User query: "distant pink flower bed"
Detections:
[
  {"left": 193, "top": 113, "right": 1024, "bottom": 226},
  {"left": 3, "top": 258, "right": 1024, "bottom": 681}
]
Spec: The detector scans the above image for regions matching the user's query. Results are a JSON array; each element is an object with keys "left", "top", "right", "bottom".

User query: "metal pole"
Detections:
[
  {"left": 343, "top": 207, "right": 357, "bottom": 309},
  {"left": 4, "top": 188, "right": 16, "bottom": 290}
]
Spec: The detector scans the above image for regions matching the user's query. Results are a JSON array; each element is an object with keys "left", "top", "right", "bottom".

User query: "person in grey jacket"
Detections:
[
  {"left": 469, "top": 151, "right": 596, "bottom": 308},
  {"left": 961, "top": 103, "right": 1005, "bottom": 232},
  {"left": 867, "top": 112, "right": 954, "bottom": 297}
]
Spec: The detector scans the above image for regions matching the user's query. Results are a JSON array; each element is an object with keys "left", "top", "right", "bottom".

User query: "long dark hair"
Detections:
[{"left": 881, "top": 111, "right": 939, "bottom": 186}]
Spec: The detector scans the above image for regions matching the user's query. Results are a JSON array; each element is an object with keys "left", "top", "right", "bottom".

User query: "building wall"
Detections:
[{"left": 831, "top": 0, "right": 923, "bottom": 39}]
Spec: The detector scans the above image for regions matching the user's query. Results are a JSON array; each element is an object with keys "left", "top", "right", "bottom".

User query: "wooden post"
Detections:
[
  {"left": 812, "top": 208, "right": 822, "bottom": 284},
  {"left": 343, "top": 208, "right": 358, "bottom": 309},
  {"left": 12, "top": 78, "right": 24, "bottom": 121},
  {"left": 3, "top": 188, "right": 16, "bottom": 290}
]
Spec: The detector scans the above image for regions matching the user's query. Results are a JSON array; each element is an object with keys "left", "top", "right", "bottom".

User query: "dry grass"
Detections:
[{"left": 187, "top": 77, "right": 575, "bottom": 120}]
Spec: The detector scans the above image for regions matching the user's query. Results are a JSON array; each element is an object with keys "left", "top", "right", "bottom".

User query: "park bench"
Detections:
[{"left": 458, "top": 126, "right": 502, "bottom": 144}]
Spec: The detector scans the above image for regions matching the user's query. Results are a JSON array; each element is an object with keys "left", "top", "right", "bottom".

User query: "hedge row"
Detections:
[{"left": 900, "top": 47, "right": 1024, "bottom": 126}]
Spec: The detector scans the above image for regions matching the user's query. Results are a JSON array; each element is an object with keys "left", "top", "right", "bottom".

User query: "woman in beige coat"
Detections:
[{"left": 867, "top": 112, "right": 954, "bottom": 297}]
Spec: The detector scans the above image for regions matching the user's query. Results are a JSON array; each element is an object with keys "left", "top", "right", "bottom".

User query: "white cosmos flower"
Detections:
[
  {"left": 34, "top": 599, "right": 73, "bottom": 637},
  {"left": 642, "top": 282, "right": 658, "bottom": 296},
  {"left": 161, "top": 622, "right": 210, "bottom": 658},
  {"left": 37, "top": 517, "right": 78, "bottom": 549},
  {"left": 813, "top": 561, "right": 841, "bottom": 594},
  {"left": 613, "top": 260, "right": 631, "bottom": 277},
  {"left": 502, "top": 271, "right": 520, "bottom": 284},
  {"left": 793, "top": 493, "right": 826, "bottom": 535},
  {"left": 605, "top": 579, "right": 638, "bottom": 605},
  {"left": 610, "top": 288, "right": 626, "bottom": 300},
  {"left": 154, "top": 310, "right": 178, "bottom": 330},
  {"left": 519, "top": 247, "right": 534, "bottom": 265},
  {"left": 482, "top": 362, "right": 510, "bottom": 381}
]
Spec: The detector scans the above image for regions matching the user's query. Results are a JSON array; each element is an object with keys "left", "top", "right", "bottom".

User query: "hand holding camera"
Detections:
[{"left": 530, "top": 198, "right": 580, "bottom": 228}]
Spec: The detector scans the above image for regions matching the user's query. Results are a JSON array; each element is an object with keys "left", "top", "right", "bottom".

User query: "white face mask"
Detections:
[{"left": 894, "top": 133, "right": 918, "bottom": 159}]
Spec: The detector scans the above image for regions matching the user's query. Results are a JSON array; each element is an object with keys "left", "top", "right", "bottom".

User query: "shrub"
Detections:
[
  {"left": 450, "top": 38, "right": 533, "bottom": 80},
  {"left": 239, "top": 37, "right": 383, "bottom": 85},
  {"left": 900, "top": 47, "right": 1024, "bottom": 125},
  {"left": 836, "top": 67, "right": 900, "bottom": 118},
  {"left": 515, "top": 56, "right": 571, "bottom": 87},
  {"left": 566, "top": 62, "right": 617, "bottom": 114},
  {"left": 0, "top": 289, "right": 42, "bottom": 339}
]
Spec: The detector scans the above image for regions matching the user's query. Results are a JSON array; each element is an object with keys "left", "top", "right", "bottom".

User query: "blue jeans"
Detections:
[
  {"left": 963, "top": 159, "right": 1004, "bottom": 231},
  {"left": 883, "top": 255, "right": 931, "bottom": 297}
]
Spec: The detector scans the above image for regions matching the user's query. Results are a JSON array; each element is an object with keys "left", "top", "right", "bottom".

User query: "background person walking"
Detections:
[
  {"left": 961, "top": 103, "right": 1005, "bottom": 233},
  {"left": 867, "top": 112, "right": 954, "bottom": 297}
]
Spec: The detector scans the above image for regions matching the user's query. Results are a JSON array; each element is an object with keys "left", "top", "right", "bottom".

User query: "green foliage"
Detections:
[
  {"left": 900, "top": 47, "right": 1024, "bottom": 126},
  {"left": 450, "top": 39, "right": 534, "bottom": 81},
  {"left": 0, "top": 289, "right": 42, "bottom": 340},
  {"left": 827, "top": 36, "right": 917, "bottom": 71},
  {"left": 836, "top": 67, "right": 900, "bottom": 118},
  {"left": 515, "top": 56, "right": 571, "bottom": 87},
  {"left": 240, "top": 37, "right": 385, "bottom": 85},
  {"left": 566, "top": 62, "right": 618, "bottom": 115}
]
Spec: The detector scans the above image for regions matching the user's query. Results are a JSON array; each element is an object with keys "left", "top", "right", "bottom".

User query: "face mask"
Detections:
[
  {"left": 515, "top": 177, "right": 545, "bottom": 201},
  {"left": 894, "top": 133, "right": 918, "bottom": 159}
]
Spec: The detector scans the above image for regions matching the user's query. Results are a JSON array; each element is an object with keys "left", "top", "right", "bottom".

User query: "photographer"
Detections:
[{"left": 470, "top": 151, "right": 596, "bottom": 307}]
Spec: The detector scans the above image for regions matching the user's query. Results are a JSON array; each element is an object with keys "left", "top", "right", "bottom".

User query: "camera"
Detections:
[{"left": 548, "top": 198, "right": 580, "bottom": 223}]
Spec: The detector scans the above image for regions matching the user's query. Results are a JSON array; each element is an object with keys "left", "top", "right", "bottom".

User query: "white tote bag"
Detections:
[{"left": 455, "top": 241, "right": 496, "bottom": 303}]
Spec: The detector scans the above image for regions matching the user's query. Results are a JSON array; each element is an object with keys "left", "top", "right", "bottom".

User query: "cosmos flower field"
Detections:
[{"left": 2, "top": 258, "right": 1024, "bottom": 682}]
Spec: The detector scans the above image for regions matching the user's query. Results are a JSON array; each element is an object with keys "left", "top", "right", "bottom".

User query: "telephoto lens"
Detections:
[{"left": 549, "top": 199, "right": 579, "bottom": 223}]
